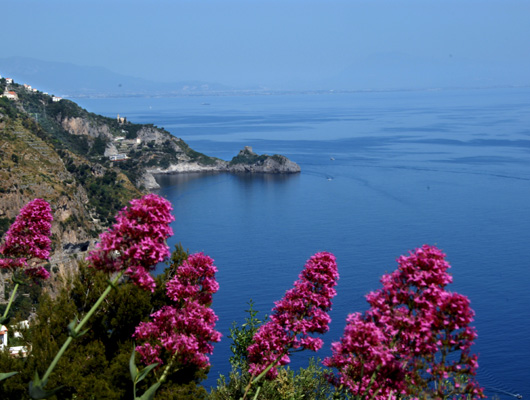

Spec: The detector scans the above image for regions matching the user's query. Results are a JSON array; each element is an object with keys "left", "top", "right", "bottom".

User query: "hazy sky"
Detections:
[{"left": 3, "top": 0, "right": 530, "bottom": 89}]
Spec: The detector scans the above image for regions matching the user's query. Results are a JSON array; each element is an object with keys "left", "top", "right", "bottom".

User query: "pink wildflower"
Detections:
[
  {"left": 86, "top": 194, "right": 174, "bottom": 291},
  {"left": 134, "top": 252, "right": 221, "bottom": 370},
  {"left": 247, "top": 251, "right": 338, "bottom": 379},
  {"left": 325, "top": 245, "right": 483, "bottom": 398},
  {"left": 0, "top": 199, "right": 53, "bottom": 280},
  {"left": 166, "top": 252, "right": 219, "bottom": 305},
  {"left": 323, "top": 313, "right": 406, "bottom": 399}
]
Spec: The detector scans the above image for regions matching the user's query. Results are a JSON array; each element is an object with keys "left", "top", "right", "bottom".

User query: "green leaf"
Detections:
[
  {"left": 67, "top": 319, "right": 89, "bottom": 339},
  {"left": 129, "top": 349, "right": 138, "bottom": 382},
  {"left": 137, "top": 382, "right": 161, "bottom": 400},
  {"left": 67, "top": 319, "right": 77, "bottom": 334},
  {"left": 136, "top": 363, "right": 159, "bottom": 385},
  {"left": 0, "top": 371, "right": 18, "bottom": 381},
  {"left": 12, "top": 276, "right": 26, "bottom": 285},
  {"left": 29, "top": 371, "right": 64, "bottom": 399},
  {"left": 252, "top": 386, "right": 261, "bottom": 400}
]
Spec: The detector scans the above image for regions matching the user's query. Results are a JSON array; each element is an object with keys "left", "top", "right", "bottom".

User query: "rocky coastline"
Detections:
[
  {"left": 145, "top": 146, "right": 301, "bottom": 189},
  {"left": 0, "top": 77, "right": 301, "bottom": 291}
]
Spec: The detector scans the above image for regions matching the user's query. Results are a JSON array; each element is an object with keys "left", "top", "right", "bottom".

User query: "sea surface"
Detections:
[{"left": 74, "top": 88, "right": 530, "bottom": 398}]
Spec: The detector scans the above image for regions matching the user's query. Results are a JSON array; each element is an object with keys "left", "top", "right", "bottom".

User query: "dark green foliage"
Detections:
[
  {"left": 177, "top": 140, "right": 218, "bottom": 166},
  {"left": 229, "top": 153, "right": 268, "bottom": 165},
  {"left": 0, "top": 270, "right": 44, "bottom": 322},
  {"left": 0, "top": 96, "right": 19, "bottom": 119},
  {"left": 209, "top": 304, "right": 336, "bottom": 400},
  {"left": 0, "top": 248, "right": 210, "bottom": 400},
  {"left": 47, "top": 99, "right": 83, "bottom": 120},
  {"left": 89, "top": 135, "right": 108, "bottom": 157},
  {"left": 271, "top": 154, "right": 286, "bottom": 165},
  {"left": 0, "top": 217, "right": 15, "bottom": 238},
  {"left": 228, "top": 300, "right": 263, "bottom": 372},
  {"left": 124, "top": 124, "right": 141, "bottom": 139},
  {"left": 62, "top": 152, "right": 132, "bottom": 224}
]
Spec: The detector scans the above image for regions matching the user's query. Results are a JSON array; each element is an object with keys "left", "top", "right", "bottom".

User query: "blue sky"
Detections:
[{"left": 2, "top": 0, "right": 530, "bottom": 90}]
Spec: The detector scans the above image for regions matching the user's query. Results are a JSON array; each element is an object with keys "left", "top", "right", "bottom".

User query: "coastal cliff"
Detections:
[
  {"left": 146, "top": 146, "right": 301, "bottom": 188},
  {"left": 0, "top": 76, "right": 300, "bottom": 288}
]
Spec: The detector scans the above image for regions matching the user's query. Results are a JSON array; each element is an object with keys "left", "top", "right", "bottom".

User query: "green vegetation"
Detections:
[
  {"left": 229, "top": 152, "right": 268, "bottom": 165},
  {"left": 2, "top": 80, "right": 225, "bottom": 197},
  {"left": 0, "top": 247, "right": 208, "bottom": 400},
  {"left": 178, "top": 140, "right": 219, "bottom": 166},
  {"left": 0, "top": 247, "right": 337, "bottom": 400},
  {"left": 209, "top": 301, "right": 335, "bottom": 400},
  {"left": 60, "top": 152, "right": 135, "bottom": 224},
  {"left": 0, "top": 217, "right": 15, "bottom": 238}
]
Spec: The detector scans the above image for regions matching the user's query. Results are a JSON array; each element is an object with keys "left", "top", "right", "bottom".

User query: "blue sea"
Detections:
[{"left": 74, "top": 88, "right": 530, "bottom": 398}]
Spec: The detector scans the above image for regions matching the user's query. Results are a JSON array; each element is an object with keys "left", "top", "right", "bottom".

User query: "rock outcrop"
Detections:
[
  {"left": 226, "top": 146, "right": 301, "bottom": 173},
  {"left": 145, "top": 146, "right": 300, "bottom": 183}
]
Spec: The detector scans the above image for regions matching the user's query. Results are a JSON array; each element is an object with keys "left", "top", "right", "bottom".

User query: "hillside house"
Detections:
[
  {"left": 52, "top": 96, "right": 62, "bottom": 102},
  {"left": 0, "top": 321, "right": 31, "bottom": 357},
  {"left": 2, "top": 90, "right": 18, "bottom": 100},
  {"left": 0, "top": 325, "right": 6, "bottom": 349}
]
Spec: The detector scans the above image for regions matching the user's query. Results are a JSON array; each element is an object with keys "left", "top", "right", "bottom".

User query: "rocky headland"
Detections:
[
  {"left": 145, "top": 146, "right": 300, "bottom": 188},
  {"left": 0, "top": 76, "right": 300, "bottom": 290}
]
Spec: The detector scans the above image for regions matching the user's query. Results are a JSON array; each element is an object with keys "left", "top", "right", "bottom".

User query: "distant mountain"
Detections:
[{"left": 0, "top": 57, "right": 231, "bottom": 97}]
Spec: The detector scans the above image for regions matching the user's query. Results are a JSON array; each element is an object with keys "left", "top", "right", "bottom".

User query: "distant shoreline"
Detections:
[{"left": 67, "top": 84, "right": 530, "bottom": 100}]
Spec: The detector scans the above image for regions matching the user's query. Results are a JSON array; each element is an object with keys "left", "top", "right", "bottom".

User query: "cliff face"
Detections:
[{"left": 0, "top": 105, "right": 99, "bottom": 288}]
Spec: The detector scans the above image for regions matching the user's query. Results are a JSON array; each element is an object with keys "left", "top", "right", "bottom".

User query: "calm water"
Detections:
[{"left": 75, "top": 88, "right": 530, "bottom": 398}]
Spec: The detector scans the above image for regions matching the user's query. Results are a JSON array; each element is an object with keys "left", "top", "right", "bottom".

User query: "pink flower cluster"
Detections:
[
  {"left": 0, "top": 198, "right": 53, "bottom": 280},
  {"left": 247, "top": 251, "right": 338, "bottom": 379},
  {"left": 166, "top": 252, "right": 219, "bottom": 306},
  {"left": 134, "top": 253, "right": 221, "bottom": 369},
  {"left": 324, "top": 245, "right": 483, "bottom": 399},
  {"left": 323, "top": 313, "right": 406, "bottom": 398},
  {"left": 86, "top": 194, "right": 174, "bottom": 292}
]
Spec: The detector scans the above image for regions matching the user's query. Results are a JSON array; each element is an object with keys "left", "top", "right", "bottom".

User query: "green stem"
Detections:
[
  {"left": 241, "top": 350, "right": 287, "bottom": 400},
  {"left": 1, "top": 283, "right": 19, "bottom": 322},
  {"left": 41, "top": 271, "right": 124, "bottom": 385},
  {"left": 158, "top": 351, "right": 178, "bottom": 385}
]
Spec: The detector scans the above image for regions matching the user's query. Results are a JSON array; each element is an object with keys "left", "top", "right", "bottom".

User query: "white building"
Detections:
[
  {"left": 109, "top": 154, "right": 128, "bottom": 161},
  {"left": 52, "top": 96, "right": 62, "bottom": 102},
  {"left": 2, "top": 91, "right": 18, "bottom": 100},
  {"left": 0, "top": 325, "right": 7, "bottom": 349},
  {"left": 0, "top": 321, "right": 31, "bottom": 357}
]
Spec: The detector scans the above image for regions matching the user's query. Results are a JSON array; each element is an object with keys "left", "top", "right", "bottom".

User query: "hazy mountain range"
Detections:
[
  {"left": 0, "top": 57, "right": 233, "bottom": 97},
  {"left": 1, "top": 55, "right": 528, "bottom": 98}
]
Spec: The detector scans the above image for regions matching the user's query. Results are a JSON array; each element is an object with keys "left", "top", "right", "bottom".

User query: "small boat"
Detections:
[{"left": 330, "top": 157, "right": 335, "bottom": 161}]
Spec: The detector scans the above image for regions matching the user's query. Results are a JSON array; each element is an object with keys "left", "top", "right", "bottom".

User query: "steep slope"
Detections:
[
  {"left": 1, "top": 76, "right": 300, "bottom": 293},
  {"left": 0, "top": 80, "right": 144, "bottom": 289}
]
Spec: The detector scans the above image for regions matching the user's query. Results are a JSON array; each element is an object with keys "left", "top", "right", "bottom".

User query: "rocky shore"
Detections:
[{"left": 145, "top": 146, "right": 300, "bottom": 189}]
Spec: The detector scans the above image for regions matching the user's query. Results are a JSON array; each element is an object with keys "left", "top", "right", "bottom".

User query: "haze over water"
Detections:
[{"left": 76, "top": 87, "right": 530, "bottom": 398}]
